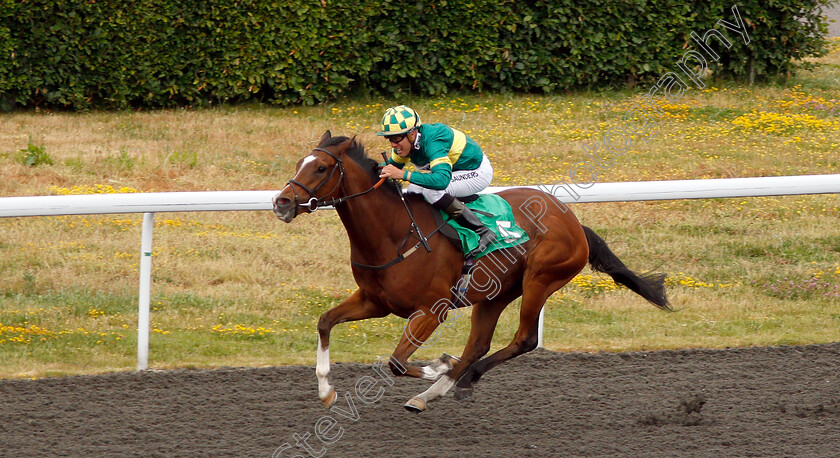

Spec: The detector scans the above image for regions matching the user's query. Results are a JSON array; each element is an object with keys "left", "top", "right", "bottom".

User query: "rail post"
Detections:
[{"left": 137, "top": 212, "right": 154, "bottom": 371}]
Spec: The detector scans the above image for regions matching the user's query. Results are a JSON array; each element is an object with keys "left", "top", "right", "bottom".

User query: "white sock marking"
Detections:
[
  {"left": 416, "top": 375, "right": 455, "bottom": 403},
  {"left": 316, "top": 336, "right": 333, "bottom": 400}
]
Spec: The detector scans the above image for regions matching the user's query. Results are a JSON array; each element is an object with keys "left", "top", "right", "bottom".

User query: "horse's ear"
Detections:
[
  {"left": 319, "top": 130, "right": 332, "bottom": 146},
  {"left": 335, "top": 135, "right": 357, "bottom": 155}
]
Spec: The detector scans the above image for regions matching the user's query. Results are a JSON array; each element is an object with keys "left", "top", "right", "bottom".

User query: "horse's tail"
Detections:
[{"left": 582, "top": 225, "right": 672, "bottom": 311}]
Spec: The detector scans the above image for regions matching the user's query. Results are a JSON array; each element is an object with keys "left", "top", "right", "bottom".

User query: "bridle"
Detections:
[
  {"left": 287, "top": 147, "right": 345, "bottom": 212},
  {"left": 286, "top": 147, "right": 385, "bottom": 213}
]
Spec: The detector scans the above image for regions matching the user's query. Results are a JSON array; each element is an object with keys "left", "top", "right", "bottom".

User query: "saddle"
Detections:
[
  {"left": 432, "top": 194, "right": 480, "bottom": 248},
  {"left": 430, "top": 194, "right": 529, "bottom": 259}
]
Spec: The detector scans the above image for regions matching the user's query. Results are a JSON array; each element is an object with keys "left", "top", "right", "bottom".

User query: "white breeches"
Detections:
[{"left": 406, "top": 155, "right": 493, "bottom": 204}]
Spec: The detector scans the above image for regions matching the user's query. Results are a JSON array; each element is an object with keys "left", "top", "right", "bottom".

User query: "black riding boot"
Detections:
[{"left": 434, "top": 194, "right": 497, "bottom": 257}]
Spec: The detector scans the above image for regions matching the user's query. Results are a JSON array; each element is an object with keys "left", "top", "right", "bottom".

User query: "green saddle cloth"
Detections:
[{"left": 441, "top": 194, "right": 530, "bottom": 259}]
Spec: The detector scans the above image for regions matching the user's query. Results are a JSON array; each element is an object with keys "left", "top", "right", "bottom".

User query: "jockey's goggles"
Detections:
[{"left": 385, "top": 129, "right": 413, "bottom": 144}]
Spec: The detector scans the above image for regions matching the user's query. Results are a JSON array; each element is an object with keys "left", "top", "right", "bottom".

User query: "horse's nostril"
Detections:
[{"left": 275, "top": 197, "right": 291, "bottom": 207}]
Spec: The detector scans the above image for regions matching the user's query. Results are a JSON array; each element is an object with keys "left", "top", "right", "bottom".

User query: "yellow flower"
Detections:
[
  {"left": 51, "top": 184, "right": 140, "bottom": 195},
  {"left": 731, "top": 110, "right": 836, "bottom": 134}
]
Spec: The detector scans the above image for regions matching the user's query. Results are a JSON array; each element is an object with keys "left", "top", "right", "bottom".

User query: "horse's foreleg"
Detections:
[
  {"left": 456, "top": 275, "right": 574, "bottom": 399},
  {"left": 316, "top": 290, "right": 387, "bottom": 409}
]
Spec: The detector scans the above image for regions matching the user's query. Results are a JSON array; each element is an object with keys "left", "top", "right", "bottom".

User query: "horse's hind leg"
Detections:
[
  {"left": 454, "top": 274, "right": 574, "bottom": 400},
  {"left": 404, "top": 290, "right": 517, "bottom": 412},
  {"left": 423, "top": 353, "right": 461, "bottom": 379}
]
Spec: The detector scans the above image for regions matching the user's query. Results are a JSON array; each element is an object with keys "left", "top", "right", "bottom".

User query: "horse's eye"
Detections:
[{"left": 317, "top": 165, "right": 327, "bottom": 173}]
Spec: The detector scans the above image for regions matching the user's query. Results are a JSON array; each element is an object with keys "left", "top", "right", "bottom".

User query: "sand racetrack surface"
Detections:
[{"left": 2, "top": 344, "right": 839, "bottom": 457}]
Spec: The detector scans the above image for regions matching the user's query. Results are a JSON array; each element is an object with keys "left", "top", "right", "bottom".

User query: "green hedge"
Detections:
[{"left": 0, "top": 0, "right": 833, "bottom": 109}]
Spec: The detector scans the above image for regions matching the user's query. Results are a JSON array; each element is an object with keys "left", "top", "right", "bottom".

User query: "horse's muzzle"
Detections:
[{"left": 272, "top": 192, "right": 297, "bottom": 223}]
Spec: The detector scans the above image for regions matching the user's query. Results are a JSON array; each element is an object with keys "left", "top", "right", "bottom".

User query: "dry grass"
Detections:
[{"left": 1, "top": 42, "right": 839, "bottom": 378}]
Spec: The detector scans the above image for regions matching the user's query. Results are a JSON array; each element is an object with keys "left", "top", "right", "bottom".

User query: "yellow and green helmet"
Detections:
[{"left": 377, "top": 105, "right": 421, "bottom": 136}]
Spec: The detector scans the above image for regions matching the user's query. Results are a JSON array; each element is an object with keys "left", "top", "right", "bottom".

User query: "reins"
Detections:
[{"left": 317, "top": 178, "right": 387, "bottom": 209}]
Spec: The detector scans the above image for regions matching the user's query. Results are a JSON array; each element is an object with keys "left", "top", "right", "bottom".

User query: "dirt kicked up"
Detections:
[{"left": 2, "top": 343, "right": 839, "bottom": 457}]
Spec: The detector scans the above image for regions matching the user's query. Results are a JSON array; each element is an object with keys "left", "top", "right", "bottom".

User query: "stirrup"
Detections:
[{"left": 467, "top": 230, "right": 496, "bottom": 258}]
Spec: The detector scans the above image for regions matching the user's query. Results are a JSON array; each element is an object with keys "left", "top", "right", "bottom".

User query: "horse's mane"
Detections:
[{"left": 321, "top": 136, "right": 400, "bottom": 196}]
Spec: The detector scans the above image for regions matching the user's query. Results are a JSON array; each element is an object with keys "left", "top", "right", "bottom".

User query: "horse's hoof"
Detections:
[
  {"left": 404, "top": 397, "right": 427, "bottom": 413},
  {"left": 320, "top": 389, "right": 337, "bottom": 409},
  {"left": 453, "top": 386, "right": 473, "bottom": 401}
]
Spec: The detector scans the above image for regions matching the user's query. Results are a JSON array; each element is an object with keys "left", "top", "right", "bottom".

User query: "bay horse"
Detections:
[{"left": 272, "top": 131, "right": 670, "bottom": 412}]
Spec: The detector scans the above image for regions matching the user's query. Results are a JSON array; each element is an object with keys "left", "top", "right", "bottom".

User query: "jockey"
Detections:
[{"left": 377, "top": 105, "right": 496, "bottom": 255}]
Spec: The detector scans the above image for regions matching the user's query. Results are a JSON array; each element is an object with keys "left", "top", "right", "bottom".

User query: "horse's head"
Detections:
[{"left": 273, "top": 130, "right": 357, "bottom": 223}]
